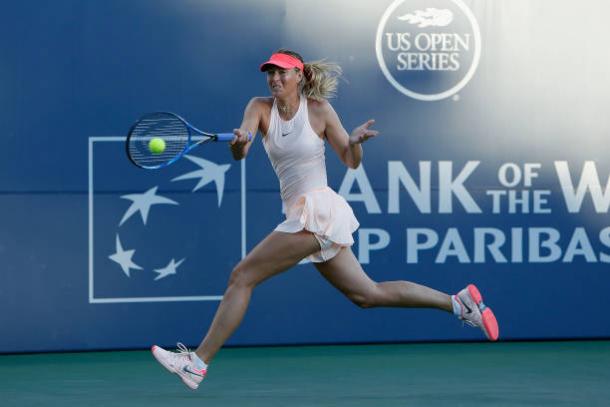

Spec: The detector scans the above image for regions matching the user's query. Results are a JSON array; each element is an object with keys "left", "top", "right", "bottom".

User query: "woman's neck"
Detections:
[{"left": 276, "top": 94, "right": 300, "bottom": 118}]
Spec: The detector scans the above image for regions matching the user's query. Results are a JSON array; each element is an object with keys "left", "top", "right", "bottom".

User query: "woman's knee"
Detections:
[
  {"left": 346, "top": 284, "right": 380, "bottom": 309},
  {"left": 228, "top": 261, "right": 261, "bottom": 289}
]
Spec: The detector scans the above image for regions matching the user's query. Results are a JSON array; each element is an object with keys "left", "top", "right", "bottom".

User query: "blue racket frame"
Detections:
[{"left": 126, "top": 111, "right": 247, "bottom": 170}]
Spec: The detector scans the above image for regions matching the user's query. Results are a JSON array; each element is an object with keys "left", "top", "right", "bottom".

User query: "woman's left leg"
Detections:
[{"left": 314, "top": 246, "right": 452, "bottom": 311}]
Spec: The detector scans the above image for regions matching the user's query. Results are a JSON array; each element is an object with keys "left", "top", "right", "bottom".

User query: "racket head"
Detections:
[{"left": 126, "top": 112, "right": 192, "bottom": 169}]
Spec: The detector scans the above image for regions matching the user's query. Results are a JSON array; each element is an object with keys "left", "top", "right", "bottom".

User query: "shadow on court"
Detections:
[{"left": 1, "top": 341, "right": 608, "bottom": 407}]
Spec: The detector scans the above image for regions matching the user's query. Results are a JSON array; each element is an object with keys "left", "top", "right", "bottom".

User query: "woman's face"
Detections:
[{"left": 266, "top": 66, "right": 302, "bottom": 97}]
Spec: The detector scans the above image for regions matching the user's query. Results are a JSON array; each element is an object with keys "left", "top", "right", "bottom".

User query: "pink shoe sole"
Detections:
[{"left": 467, "top": 284, "right": 499, "bottom": 341}]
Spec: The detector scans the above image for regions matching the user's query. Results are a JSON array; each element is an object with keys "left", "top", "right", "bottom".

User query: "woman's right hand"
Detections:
[
  {"left": 230, "top": 129, "right": 250, "bottom": 148},
  {"left": 229, "top": 128, "right": 251, "bottom": 160}
]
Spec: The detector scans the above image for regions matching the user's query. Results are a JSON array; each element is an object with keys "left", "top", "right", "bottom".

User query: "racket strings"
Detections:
[{"left": 128, "top": 114, "right": 190, "bottom": 168}]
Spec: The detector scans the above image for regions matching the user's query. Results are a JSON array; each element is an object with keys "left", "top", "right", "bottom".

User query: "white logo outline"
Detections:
[
  {"left": 88, "top": 136, "right": 247, "bottom": 304},
  {"left": 375, "top": 0, "right": 482, "bottom": 101}
]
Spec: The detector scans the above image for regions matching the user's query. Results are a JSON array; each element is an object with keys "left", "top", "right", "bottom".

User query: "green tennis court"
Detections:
[{"left": 2, "top": 341, "right": 608, "bottom": 406}]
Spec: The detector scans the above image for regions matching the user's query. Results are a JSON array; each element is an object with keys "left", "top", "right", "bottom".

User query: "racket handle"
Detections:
[{"left": 216, "top": 132, "right": 253, "bottom": 142}]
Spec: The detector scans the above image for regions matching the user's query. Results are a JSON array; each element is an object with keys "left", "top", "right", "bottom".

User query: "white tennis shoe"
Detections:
[
  {"left": 151, "top": 343, "right": 207, "bottom": 390},
  {"left": 454, "top": 284, "right": 499, "bottom": 341}
]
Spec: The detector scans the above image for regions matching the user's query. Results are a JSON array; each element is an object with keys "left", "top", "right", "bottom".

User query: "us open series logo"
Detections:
[{"left": 376, "top": 0, "right": 481, "bottom": 101}]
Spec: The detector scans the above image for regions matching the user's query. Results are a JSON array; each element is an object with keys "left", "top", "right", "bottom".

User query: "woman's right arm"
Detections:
[{"left": 229, "top": 97, "right": 262, "bottom": 160}]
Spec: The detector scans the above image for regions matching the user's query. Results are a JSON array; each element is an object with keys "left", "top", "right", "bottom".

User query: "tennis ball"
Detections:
[{"left": 148, "top": 137, "right": 166, "bottom": 155}]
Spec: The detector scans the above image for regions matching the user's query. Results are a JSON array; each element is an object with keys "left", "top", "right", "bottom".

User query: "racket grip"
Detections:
[
  {"left": 216, "top": 132, "right": 253, "bottom": 142},
  {"left": 216, "top": 133, "right": 235, "bottom": 142}
]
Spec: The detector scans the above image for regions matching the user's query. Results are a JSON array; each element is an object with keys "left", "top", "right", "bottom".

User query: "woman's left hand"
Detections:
[{"left": 349, "top": 119, "right": 380, "bottom": 145}]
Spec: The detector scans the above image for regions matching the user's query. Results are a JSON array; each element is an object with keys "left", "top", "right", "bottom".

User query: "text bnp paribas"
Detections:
[{"left": 330, "top": 161, "right": 610, "bottom": 265}]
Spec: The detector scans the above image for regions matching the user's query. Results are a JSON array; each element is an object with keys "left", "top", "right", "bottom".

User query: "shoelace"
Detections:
[
  {"left": 176, "top": 342, "right": 192, "bottom": 359},
  {"left": 176, "top": 342, "right": 206, "bottom": 379}
]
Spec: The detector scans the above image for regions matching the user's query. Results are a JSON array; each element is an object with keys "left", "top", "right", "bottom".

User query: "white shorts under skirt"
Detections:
[{"left": 275, "top": 187, "right": 360, "bottom": 263}]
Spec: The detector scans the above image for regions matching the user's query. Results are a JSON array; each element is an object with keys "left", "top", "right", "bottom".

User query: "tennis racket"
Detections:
[{"left": 126, "top": 112, "right": 251, "bottom": 169}]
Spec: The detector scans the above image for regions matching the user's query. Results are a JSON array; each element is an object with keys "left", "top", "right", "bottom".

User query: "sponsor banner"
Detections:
[{"left": 2, "top": 0, "right": 610, "bottom": 352}]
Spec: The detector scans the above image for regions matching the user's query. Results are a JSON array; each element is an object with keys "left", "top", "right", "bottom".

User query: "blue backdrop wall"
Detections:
[{"left": 2, "top": 0, "right": 609, "bottom": 353}]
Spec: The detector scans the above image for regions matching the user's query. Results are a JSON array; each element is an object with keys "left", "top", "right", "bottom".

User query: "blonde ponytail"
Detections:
[{"left": 302, "top": 60, "right": 342, "bottom": 101}]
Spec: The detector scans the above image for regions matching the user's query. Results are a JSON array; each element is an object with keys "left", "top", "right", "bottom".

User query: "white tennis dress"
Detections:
[{"left": 262, "top": 95, "right": 359, "bottom": 262}]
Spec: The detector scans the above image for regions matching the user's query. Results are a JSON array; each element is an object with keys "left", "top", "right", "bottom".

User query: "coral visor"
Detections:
[{"left": 259, "top": 53, "right": 304, "bottom": 72}]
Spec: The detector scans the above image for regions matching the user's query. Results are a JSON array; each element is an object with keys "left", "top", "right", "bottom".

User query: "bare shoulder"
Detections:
[
  {"left": 307, "top": 98, "right": 333, "bottom": 114},
  {"left": 254, "top": 97, "right": 273, "bottom": 122},
  {"left": 248, "top": 97, "right": 273, "bottom": 112},
  {"left": 244, "top": 98, "right": 272, "bottom": 128},
  {"left": 306, "top": 98, "right": 338, "bottom": 138},
  {"left": 248, "top": 97, "right": 273, "bottom": 136},
  {"left": 307, "top": 98, "right": 336, "bottom": 124}
]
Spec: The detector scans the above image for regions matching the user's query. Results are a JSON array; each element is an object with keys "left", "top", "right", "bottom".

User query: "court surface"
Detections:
[{"left": 1, "top": 341, "right": 608, "bottom": 407}]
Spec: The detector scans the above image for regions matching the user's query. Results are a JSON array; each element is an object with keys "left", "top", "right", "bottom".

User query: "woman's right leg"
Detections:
[
  {"left": 314, "top": 247, "right": 452, "bottom": 311},
  {"left": 195, "top": 230, "right": 321, "bottom": 363}
]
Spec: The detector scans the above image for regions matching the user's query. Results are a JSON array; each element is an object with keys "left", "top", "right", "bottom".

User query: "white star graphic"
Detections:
[
  {"left": 153, "top": 258, "right": 186, "bottom": 281},
  {"left": 108, "top": 235, "right": 143, "bottom": 277},
  {"left": 171, "top": 155, "right": 231, "bottom": 207},
  {"left": 119, "top": 186, "right": 179, "bottom": 226}
]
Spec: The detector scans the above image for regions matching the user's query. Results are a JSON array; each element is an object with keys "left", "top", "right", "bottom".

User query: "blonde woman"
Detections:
[{"left": 152, "top": 49, "right": 499, "bottom": 390}]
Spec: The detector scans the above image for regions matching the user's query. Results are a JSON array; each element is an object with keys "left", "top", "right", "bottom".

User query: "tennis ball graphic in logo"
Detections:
[{"left": 148, "top": 137, "right": 166, "bottom": 155}]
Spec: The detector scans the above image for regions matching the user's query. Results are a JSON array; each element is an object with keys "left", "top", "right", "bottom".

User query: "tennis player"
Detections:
[{"left": 152, "top": 49, "right": 499, "bottom": 390}]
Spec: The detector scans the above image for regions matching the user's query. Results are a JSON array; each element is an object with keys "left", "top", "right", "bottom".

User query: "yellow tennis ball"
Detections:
[{"left": 148, "top": 137, "right": 166, "bottom": 154}]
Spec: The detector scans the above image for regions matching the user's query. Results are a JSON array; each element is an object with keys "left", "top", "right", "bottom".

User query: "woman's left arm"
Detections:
[{"left": 323, "top": 102, "right": 379, "bottom": 169}]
